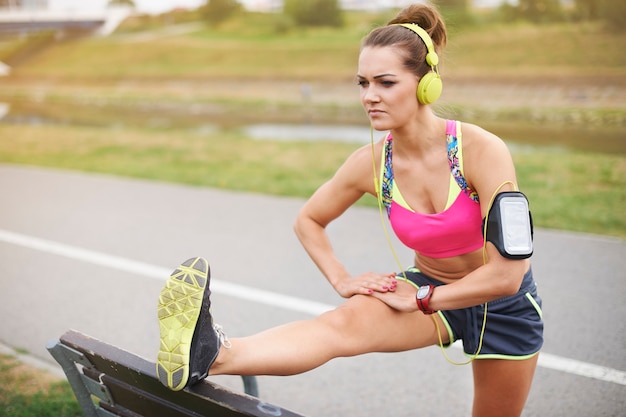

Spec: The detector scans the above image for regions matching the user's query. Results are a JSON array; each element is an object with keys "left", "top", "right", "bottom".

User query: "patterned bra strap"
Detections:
[
  {"left": 446, "top": 120, "right": 479, "bottom": 202},
  {"left": 381, "top": 134, "right": 394, "bottom": 215}
]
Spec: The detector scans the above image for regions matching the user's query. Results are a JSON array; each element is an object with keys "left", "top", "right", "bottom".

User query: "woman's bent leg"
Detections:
[
  {"left": 210, "top": 289, "right": 448, "bottom": 376},
  {"left": 471, "top": 354, "right": 539, "bottom": 417}
]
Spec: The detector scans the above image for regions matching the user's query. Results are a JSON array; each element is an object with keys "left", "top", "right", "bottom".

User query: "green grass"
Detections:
[
  {"left": 513, "top": 151, "right": 625, "bottom": 238},
  {"left": 444, "top": 21, "right": 626, "bottom": 76},
  {"left": 0, "top": 123, "right": 623, "bottom": 239},
  {"left": 0, "top": 124, "right": 353, "bottom": 196},
  {"left": 0, "top": 354, "right": 80, "bottom": 417}
]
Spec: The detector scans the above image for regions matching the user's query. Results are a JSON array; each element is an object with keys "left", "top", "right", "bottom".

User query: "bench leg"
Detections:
[
  {"left": 46, "top": 339, "right": 100, "bottom": 417},
  {"left": 242, "top": 375, "right": 259, "bottom": 397}
]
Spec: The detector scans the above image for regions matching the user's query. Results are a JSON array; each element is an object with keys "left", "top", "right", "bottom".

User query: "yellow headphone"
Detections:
[{"left": 396, "top": 23, "right": 442, "bottom": 105}]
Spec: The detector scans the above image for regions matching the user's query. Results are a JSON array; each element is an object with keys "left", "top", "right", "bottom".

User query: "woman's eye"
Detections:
[{"left": 356, "top": 79, "right": 395, "bottom": 87}]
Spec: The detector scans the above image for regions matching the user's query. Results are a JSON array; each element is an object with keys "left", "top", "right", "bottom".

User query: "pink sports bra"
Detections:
[{"left": 379, "top": 120, "right": 484, "bottom": 258}]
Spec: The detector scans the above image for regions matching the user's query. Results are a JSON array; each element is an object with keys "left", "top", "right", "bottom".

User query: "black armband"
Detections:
[{"left": 483, "top": 191, "right": 534, "bottom": 259}]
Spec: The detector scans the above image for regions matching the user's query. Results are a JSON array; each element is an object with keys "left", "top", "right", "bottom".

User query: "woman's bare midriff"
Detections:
[{"left": 414, "top": 248, "right": 485, "bottom": 283}]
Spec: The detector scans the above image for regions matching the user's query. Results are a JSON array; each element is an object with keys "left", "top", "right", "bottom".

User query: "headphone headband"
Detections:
[{"left": 395, "top": 23, "right": 439, "bottom": 67}]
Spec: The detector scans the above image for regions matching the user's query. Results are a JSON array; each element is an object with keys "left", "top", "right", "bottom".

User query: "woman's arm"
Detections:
[
  {"left": 430, "top": 124, "right": 531, "bottom": 309},
  {"left": 294, "top": 143, "right": 398, "bottom": 298}
]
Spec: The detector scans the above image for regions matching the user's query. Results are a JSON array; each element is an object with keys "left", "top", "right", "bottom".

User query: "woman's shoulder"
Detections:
[
  {"left": 460, "top": 121, "right": 500, "bottom": 142},
  {"left": 346, "top": 134, "right": 388, "bottom": 165},
  {"left": 460, "top": 121, "right": 510, "bottom": 156},
  {"left": 331, "top": 134, "right": 388, "bottom": 193},
  {"left": 459, "top": 121, "right": 517, "bottom": 190}
]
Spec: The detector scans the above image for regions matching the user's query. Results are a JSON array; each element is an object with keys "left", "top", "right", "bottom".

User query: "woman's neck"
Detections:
[{"left": 390, "top": 113, "right": 446, "bottom": 158}]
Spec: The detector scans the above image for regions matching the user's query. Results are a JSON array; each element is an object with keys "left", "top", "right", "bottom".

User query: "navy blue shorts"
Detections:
[{"left": 399, "top": 267, "right": 544, "bottom": 359}]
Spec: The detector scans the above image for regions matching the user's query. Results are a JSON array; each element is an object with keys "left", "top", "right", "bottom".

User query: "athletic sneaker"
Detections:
[{"left": 156, "top": 257, "right": 231, "bottom": 391}]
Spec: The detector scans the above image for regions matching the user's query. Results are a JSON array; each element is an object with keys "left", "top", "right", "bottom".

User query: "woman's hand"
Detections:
[
  {"left": 370, "top": 280, "right": 420, "bottom": 312},
  {"left": 334, "top": 272, "right": 398, "bottom": 298}
]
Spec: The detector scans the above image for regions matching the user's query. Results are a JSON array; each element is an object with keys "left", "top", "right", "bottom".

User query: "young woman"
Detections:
[{"left": 156, "top": 4, "right": 543, "bottom": 416}]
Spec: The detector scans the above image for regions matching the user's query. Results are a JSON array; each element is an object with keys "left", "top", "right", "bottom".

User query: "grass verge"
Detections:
[
  {"left": 0, "top": 354, "right": 79, "bottom": 417},
  {"left": 0, "top": 123, "right": 623, "bottom": 239}
]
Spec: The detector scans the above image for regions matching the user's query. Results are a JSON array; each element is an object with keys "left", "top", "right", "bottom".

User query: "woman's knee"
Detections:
[
  {"left": 318, "top": 295, "right": 371, "bottom": 330},
  {"left": 315, "top": 295, "right": 387, "bottom": 353}
]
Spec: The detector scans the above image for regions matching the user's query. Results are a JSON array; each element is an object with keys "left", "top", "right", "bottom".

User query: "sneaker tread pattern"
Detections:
[{"left": 156, "top": 257, "right": 208, "bottom": 391}]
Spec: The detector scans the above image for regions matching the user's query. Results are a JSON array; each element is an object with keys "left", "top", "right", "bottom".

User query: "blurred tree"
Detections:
[
  {"left": 283, "top": 0, "right": 343, "bottom": 27},
  {"left": 574, "top": 0, "right": 599, "bottom": 20},
  {"left": 433, "top": 0, "right": 468, "bottom": 12},
  {"left": 432, "top": 0, "right": 473, "bottom": 28},
  {"left": 201, "top": 0, "right": 242, "bottom": 25},
  {"left": 598, "top": 0, "right": 626, "bottom": 31},
  {"left": 108, "top": 0, "right": 136, "bottom": 6},
  {"left": 517, "top": 0, "right": 563, "bottom": 22},
  {"left": 571, "top": 0, "right": 625, "bottom": 30}
]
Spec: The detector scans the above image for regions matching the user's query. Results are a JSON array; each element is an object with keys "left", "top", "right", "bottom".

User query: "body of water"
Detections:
[{"left": 1, "top": 100, "right": 624, "bottom": 155}]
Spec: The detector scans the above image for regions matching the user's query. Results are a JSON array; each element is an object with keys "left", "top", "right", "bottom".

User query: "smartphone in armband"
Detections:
[{"left": 484, "top": 191, "right": 534, "bottom": 259}]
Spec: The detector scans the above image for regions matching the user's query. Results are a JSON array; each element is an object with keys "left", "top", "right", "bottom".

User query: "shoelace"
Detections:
[{"left": 213, "top": 323, "right": 232, "bottom": 349}]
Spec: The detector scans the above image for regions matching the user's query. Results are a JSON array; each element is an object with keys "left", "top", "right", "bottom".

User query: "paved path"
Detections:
[{"left": 0, "top": 164, "right": 624, "bottom": 417}]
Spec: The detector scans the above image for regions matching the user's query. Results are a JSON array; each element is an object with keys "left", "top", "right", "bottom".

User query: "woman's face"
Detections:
[{"left": 357, "top": 45, "right": 420, "bottom": 132}]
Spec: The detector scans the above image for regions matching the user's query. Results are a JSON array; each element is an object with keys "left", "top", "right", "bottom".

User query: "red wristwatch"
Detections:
[{"left": 416, "top": 284, "right": 436, "bottom": 314}]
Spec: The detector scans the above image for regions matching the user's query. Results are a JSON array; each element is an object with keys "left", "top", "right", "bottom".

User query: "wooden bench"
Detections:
[{"left": 47, "top": 330, "right": 305, "bottom": 417}]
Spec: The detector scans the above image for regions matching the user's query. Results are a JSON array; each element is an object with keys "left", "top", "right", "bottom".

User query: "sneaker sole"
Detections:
[{"left": 156, "top": 257, "right": 209, "bottom": 391}]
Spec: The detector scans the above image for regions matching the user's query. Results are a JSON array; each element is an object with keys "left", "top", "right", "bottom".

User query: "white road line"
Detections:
[
  {"left": 1, "top": 228, "right": 624, "bottom": 386},
  {"left": 537, "top": 353, "right": 626, "bottom": 386}
]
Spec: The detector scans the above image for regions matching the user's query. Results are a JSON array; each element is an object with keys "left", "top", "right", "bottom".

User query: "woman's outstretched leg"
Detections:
[
  {"left": 156, "top": 257, "right": 446, "bottom": 390},
  {"left": 211, "top": 290, "right": 443, "bottom": 376}
]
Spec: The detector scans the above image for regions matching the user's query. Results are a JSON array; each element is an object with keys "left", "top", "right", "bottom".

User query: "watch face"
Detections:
[{"left": 417, "top": 286, "right": 429, "bottom": 299}]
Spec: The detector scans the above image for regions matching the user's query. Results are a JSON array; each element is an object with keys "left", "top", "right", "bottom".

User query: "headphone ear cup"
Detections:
[{"left": 416, "top": 71, "right": 442, "bottom": 105}]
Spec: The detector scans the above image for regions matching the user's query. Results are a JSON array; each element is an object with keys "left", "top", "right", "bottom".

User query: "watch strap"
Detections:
[{"left": 416, "top": 284, "right": 436, "bottom": 314}]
